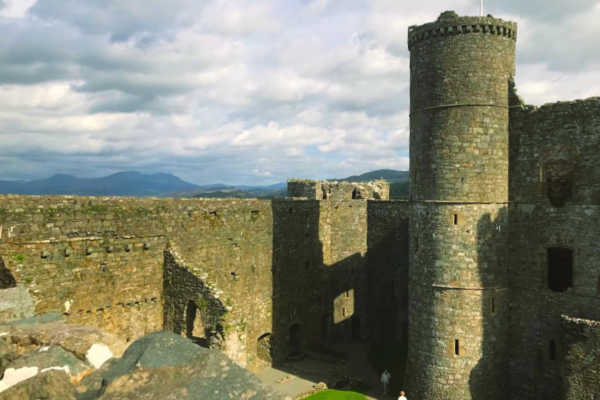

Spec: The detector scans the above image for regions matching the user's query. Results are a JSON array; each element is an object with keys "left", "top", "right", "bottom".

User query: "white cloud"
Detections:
[
  {"left": 0, "top": 0, "right": 36, "bottom": 18},
  {"left": 0, "top": 0, "right": 597, "bottom": 184}
]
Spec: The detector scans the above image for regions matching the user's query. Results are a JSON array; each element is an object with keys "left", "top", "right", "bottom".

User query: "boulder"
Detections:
[
  {"left": 0, "top": 317, "right": 126, "bottom": 362},
  {"left": 0, "top": 369, "right": 76, "bottom": 400},
  {"left": 96, "top": 331, "right": 280, "bottom": 399},
  {"left": 7, "top": 345, "right": 91, "bottom": 379},
  {"left": 0, "top": 338, "right": 18, "bottom": 378}
]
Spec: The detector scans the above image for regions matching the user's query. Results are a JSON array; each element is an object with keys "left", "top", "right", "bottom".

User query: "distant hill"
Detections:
[
  {"left": 0, "top": 172, "right": 202, "bottom": 197},
  {"left": 0, "top": 169, "right": 409, "bottom": 198},
  {"left": 335, "top": 169, "right": 409, "bottom": 183},
  {"left": 186, "top": 183, "right": 286, "bottom": 199}
]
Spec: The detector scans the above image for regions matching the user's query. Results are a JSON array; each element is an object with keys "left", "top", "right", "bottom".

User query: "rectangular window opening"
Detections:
[
  {"left": 549, "top": 340, "right": 557, "bottom": 361},
  {"left": 454, "top": 339, "right": 460, "bottom": 356},
  {"left": 547, "top": 247, "right": 573, "bottom": 292},
  {"left": 453, "top": 214, "right": 458, "bottom": 225},
  {"left": 491, "top": 296, "right": 496, "bottom": 314}
]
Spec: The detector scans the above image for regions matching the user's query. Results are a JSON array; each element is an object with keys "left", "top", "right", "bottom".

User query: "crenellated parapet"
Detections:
[{"left": 408, "top": 11, "right": 517, "bottom": 50}]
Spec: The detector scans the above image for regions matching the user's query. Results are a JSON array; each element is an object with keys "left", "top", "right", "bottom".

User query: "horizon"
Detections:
[
  {"left": 0, "top": 1, "right": 598, "bottom": 185},
  {"left": 0, "top": 167, "right": 407, "bottom": 187}
]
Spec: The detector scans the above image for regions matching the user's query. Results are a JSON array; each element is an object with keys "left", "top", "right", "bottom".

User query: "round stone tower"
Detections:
[{"left": 406, "top": 11, "right": 516, "bottom": 400}]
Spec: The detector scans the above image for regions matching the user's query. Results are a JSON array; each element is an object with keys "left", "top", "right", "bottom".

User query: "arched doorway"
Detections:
[
  {"left": 184, "top": 300, "right": 207, "bottom": 346},
  {"left": 257, "top": 333, "right": 272, "bottom": 362}
]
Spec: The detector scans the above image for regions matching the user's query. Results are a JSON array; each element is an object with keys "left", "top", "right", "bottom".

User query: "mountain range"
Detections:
[{"left": 0, "top": 169, "right": 409, "bottom": 198}]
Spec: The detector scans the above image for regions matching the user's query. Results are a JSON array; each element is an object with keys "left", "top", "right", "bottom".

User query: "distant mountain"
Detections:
[
  {"left": 0, "top": 170, "right": 409, "bottom": 198},
  {"left": 336, "top": 169, "right": 409, "bottom": 183},
  {"left": 0, "top": 172, "right": 202, "bottom": 197}
]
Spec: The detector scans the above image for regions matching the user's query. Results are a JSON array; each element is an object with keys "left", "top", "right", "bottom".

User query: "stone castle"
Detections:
[{"left": 1, "top": 10, "right": 599, "bottom": 400}]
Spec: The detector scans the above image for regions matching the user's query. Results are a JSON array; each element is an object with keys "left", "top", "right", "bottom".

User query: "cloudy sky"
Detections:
[{"left": 0, "top": 0, "right": 599, "bottom": 185}]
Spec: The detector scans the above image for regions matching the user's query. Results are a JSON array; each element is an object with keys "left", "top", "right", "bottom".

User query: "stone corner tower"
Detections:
[{"left": 406, "top": 11, "right": 516, "bottom": 400}]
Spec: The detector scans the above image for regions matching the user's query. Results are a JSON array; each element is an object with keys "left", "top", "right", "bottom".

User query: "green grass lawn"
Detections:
[{"left": 303, "top": 389, "right": 367, "bottom": 400}]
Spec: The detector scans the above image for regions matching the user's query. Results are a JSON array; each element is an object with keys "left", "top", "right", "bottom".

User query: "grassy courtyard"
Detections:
[{"left": 303, "top": 389, "right": 367, "bottom": 399}]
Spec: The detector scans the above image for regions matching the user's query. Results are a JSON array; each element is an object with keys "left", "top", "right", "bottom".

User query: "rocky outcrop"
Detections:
[
  {"left": 90, "top": 331, "right": 280, "bottom": 399},
  {"left": 1, "top": 315, "right": 281, "bottom": 400},
  {"left": 0, "top": 314, "right": 125, "bottom": 395},
  {"left": 0, "top": 369, "right": 77, "bottom": 400},
  {"left": 0, "top": 314, "right": 127, "bottom": 361}
]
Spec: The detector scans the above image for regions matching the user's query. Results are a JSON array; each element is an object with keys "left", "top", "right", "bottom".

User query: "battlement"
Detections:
[
  {"left": 287, "top": 179, "right": 390, "bottom": 200},
  {"left": 408, "top": 11, "right": 517, "bottom": 50}
]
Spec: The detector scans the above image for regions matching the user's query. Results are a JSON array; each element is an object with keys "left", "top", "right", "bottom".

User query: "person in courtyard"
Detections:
[
  {"left": 380, "top": 369, "right": 391, "bottom": 395},
  {"left": 398, "top": 390, "right": 407, "bottom": 400}
]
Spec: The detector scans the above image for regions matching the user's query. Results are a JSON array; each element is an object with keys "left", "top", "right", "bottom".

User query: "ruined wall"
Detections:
[
  {"left": 0, "top": 194, "right": 409, "bottom": 372},
  {"left": 509, "top": 98, "right": 600, "bottom": 205},
  {"left": 366, "top": 201, "right": 409, "bottom": 346},
  {"left": 507, "top": 98, "right": 600, "bottom": 399},
  {"left": 287, "top": 179, "right": 390, "bottom": 200},
  {"left": 0, "top": 195, "right": 275, "bottom": 370},
  {"left": 0, "top": 196, "right": 167, "bottom": 342},
  {"left": 162, "top": 199, "right": 274, "bottom": 370},
  {"left": 560, "top": 315, "right": 600, "bottom": 399},
  {"left": 271, "top": 199, "right": 409, "bottom": 359}
]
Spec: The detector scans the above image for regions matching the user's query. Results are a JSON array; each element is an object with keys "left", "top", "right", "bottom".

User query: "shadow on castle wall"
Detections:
[
  {"left": 270, "top": 200, "right": 409, "bottom": 394},
  {"left": 469, "top": 207, "right": 509, "bottom": 400},
  {"left": 163, "top": 251, "right": 227, "bottom": 349}
]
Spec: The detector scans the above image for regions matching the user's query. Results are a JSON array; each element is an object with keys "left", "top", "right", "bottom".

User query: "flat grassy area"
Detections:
[{"left": 303, "top": 389, "right": 367, "bottom": 400}]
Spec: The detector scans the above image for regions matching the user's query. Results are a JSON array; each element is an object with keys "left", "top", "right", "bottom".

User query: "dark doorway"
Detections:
[
  {"left": 352, "top": 188, "right": 360, "bottom": 199},
  {"left": 547, "top": 247, "right": 573, "bottom": 292},
  {"left": 185, "top": 300, "right": 208, "bottom": 347},
  {"left": 0, "top": 257, "right": 16, "bottom": 289}
]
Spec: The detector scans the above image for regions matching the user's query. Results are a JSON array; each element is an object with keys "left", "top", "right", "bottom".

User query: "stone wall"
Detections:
[
  {"left": 0, "top": 195, "right": 167, "bottom": 343},
  {"left": 507, "top": 97, "right": 600, "bottom": 399},
  {"left": 287, "top": 179, "right": 390, "bottom": 200},
  {"left": 509, "top": 98, "right": 600, "bottom": 206},
  {"left": 0, "top": 194, "right": 409, "bottom": 372},
  {"left": 560, "top": 315, "right": 600, "bottom": 399},
  {"left": 271, "top": 199, "right": 409, "bottom": 359}
]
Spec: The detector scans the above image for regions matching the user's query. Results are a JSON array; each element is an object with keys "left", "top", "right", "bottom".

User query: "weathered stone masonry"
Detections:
[
  {"left": 0, "top": 194, "right": 408, "bottom": 372},
  {"left": 406, "top": 11, "right": 515, "bottom": 400},
  {"left": 407, "top": 10, "right": 600, "bottom": 400},
  {"left": 1, "top": 10, "right": 599, "bottom": 399}
]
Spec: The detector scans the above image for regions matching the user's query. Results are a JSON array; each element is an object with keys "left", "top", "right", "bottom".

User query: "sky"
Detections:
[{"left": 0, "top": 0, "right": 599, "bottom": 185}]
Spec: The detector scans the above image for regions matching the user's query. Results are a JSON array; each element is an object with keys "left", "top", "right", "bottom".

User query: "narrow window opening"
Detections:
[
  {"left": 342, "top": 307, "right": 346, "bottom": 317},
  {"left": 491, "top": 296, "right": 496, "bottom": 314},
  {"left": 0, "top": 257, "right": 16, "bottom": 289},
  {"left": 454, "top": 339, "right": 460, "bottom": 356},
  {"left": 547, "top": 247, "right": 573, "bottom": 292},
  {"left": 351, "top": 188, "right": 360, "bottom": 199},
  {"left": 345, "top": 290, "right": 350, "bottom": 298},
  {"left": 549, "top": 340, "right": 556, "bottom": 361},
  {"left": 453, "top": 214, "right": 458, "bottom": 225}
]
